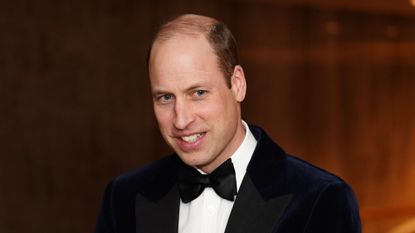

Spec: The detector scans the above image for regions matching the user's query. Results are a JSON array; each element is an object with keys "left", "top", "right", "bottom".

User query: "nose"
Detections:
[{"left": 173, "top": 99, "right": 194, "bottom": 130}]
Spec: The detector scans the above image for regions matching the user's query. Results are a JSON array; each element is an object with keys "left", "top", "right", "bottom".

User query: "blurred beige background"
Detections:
[{"left": 1, "top": 0, "right": 415, "bottom": 232}]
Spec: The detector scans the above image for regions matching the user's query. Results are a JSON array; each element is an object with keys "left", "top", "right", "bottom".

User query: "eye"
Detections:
[
  {"left": 157, "top": 94, "right": 174, "bottom": 103},
  {"left": 161, "top": 94, "right": 173, "bottom": 100},
  {"left": 194, "top": 90, "right": 207, "bottom": 97}
]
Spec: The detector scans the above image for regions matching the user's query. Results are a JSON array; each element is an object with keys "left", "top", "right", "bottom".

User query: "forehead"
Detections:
[
  {"left": 148, "top": 35, "right": 227, "bottom": 91},
  {"left": 149, "top": 34, "right": 219, "bottom": 76}
]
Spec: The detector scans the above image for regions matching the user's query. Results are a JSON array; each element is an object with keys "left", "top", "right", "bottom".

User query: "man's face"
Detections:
[{"left": 149, "top": 34, "right": 246, "bottom": 173}]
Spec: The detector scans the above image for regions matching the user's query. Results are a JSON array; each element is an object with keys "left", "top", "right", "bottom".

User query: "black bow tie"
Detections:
[{"left": 178, "top": 159, "right": 237, "bottom": 203}]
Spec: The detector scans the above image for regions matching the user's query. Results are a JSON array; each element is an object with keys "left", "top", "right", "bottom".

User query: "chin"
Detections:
[{"left": 178, "top": 153, "right": 208, "bottom": 167}]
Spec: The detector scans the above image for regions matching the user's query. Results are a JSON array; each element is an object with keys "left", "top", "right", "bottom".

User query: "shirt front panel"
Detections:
[{"left": 178, "top": 121, "right": 258, "bottom": 233}]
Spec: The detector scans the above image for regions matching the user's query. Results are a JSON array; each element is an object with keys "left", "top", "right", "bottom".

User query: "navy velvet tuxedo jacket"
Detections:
[{"left": 95, "top": 125, "right": 361, "bottom": 233}]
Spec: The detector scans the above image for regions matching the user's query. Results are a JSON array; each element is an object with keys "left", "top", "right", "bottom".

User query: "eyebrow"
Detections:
[
  {"left": 185, "top": 83, "right": 208, "bottom": 92},
  {"left": 152, "top": 82, "right": 210, "bottom": 96}
]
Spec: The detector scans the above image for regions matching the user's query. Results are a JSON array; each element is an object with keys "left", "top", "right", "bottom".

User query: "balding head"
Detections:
[{"left": 148, "top": 14, "right": 239, "bottom": 87}]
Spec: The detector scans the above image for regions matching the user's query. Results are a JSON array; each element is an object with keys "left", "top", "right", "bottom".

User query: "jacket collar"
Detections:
[
  {"left": 247, "top": 125, "right": 290, "bottom": 199},
  {"left": 136, "top": 125, "right": 290, "bottom": 202},
  {"left": 134, "top": 125, "right": 292, "bottom": 233}
]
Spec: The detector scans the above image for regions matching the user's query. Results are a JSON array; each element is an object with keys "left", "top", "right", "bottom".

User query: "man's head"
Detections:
[
  {"left": 148, "top": 14, "right": 247, "bottom": 173},
  {"left": 148, "top": 14, "right": 238, "bottom": 87}
]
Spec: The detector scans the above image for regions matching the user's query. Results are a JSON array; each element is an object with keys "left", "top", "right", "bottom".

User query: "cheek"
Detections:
[
  {"left": 214, "top": 92, "right": 236, "bottom": 114},
  {"left": 154, "top": 107, "right": 171, "bottom": 128},
  {"left": 195, "top": 99, "right": 223, "bottom": 119},
  {"left": 199, "top": 99, "right": 233, "bottom": 124}
]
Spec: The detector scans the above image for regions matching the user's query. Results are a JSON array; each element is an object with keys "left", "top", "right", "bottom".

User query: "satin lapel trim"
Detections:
[
  {"left": 135, "top": 184, "right": 180, "bottom": 233},
  {"left": 225, "top": 176, "right": 292, "bottom": 233}
]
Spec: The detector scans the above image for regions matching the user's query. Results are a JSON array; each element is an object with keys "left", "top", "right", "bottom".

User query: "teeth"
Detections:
[{"left": 181, "top": 133, "right": 203, "bottom": 143}]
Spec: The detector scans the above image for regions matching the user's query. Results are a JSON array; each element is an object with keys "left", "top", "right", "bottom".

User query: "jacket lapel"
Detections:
[
  {"left": 133, "top": 155, "right": 182, "bottom": 233},
  {"left": 133, "top": 126, "right": 292, "bottom": 233},
  {"left": 225, "top": 126, "right": 293, "bottom": 233},
  {"left": 225, "top": 176, "right": 292, "bottom": 233},
  {"left": 135, "top": 184, "right": 180, "bottom": 233}
]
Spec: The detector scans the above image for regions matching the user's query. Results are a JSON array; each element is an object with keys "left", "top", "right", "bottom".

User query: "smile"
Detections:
[{"left": 181, "top": 133, "right": 205, "bottom": 143}]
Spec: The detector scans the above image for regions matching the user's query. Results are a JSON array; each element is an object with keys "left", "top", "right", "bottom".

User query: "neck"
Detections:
[{"left": 197, "top": 121, "right": 246, "bottom": 173}]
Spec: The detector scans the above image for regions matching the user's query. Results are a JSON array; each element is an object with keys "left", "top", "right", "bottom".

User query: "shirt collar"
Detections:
[
  {"left": 231, "top": 120, "right": 258, "bottom": 191},
  {"left": 195, "top": 120, "right": 257, "bottom": 191}
]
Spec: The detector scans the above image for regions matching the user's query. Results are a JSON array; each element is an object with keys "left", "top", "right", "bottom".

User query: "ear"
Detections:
[{"left": 231, "top": 65, "right": 247, "bottom": 102}]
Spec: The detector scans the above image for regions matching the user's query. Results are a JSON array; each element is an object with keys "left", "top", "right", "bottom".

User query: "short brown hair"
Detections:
[{"left": 148, "top": 14, "right": 239, "bottom": 87}]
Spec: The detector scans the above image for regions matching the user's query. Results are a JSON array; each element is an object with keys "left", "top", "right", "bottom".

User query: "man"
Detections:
[{"left": 95, "top": 14, "right": 361, "bottom": 233}]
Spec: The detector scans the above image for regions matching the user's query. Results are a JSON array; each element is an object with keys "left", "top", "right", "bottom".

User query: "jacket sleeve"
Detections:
[
  {"left": 304, "top": 182, "right": 362, "bottom": 233},
  {"left": 95, "top": 181, "right": 116, "bottom": 233}
]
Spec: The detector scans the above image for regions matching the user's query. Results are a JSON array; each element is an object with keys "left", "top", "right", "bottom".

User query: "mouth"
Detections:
[
  {"left": 174, "top": 132, "right": 206, "bottom": 152},
  {"left": 180, "top": 132, "right": 205, "bottom": 143}
]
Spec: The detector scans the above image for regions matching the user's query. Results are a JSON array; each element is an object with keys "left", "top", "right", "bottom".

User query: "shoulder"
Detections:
[
  {"left": 95, "top": 155, "right": 181, "bottom": 233},
  {"left": 284, "top": 155, "right": 361, "bottom": 232},
  {"left": 115, "top": 154, "right": 179, "bottom": 184},
  {"left": 285, "top": 154, "right": 346, "bottom": 191},
  {"left": 248, "top": 124, "right": 355, "bottom": 197},
  {"left": 284, "top": 154, "right": 358, "bottom": 208},
  {"left": 247, "top": 124, "right": 361, "bottom": 231},
  {"left": 249, "top": 124, "right": 348, "bottom": 190},
  {"left": 108, "top": 154, "right": 181, "bottom": 201}
]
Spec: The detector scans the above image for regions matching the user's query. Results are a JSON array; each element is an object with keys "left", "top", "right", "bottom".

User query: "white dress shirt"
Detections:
[{"left": 178, "top": 121, "right": 258, "bottom": 233}]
